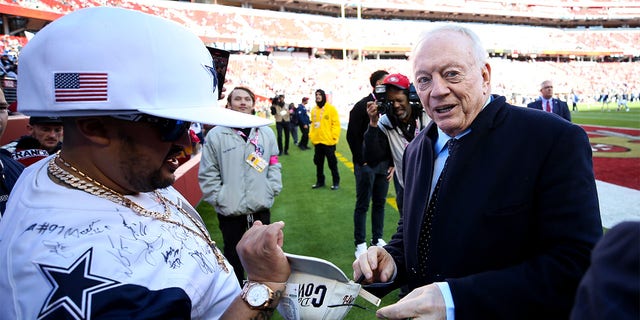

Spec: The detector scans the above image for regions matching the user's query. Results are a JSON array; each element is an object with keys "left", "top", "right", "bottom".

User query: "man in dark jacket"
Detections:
[
  {"left": 296, "top": 97, "right": 311, "bottom": 150},
  {"left": 354, "top": 25, "right": 601, "bottom": 320},
  {"left": 3, "top": 116, "right": 63, "bottom": 166},
  {"left": 0, "top": 89, "right": 23, "bottom": 217},
  {"left": 346, "top": 70, "right": 392, "bottom": 258},
  {"left": 527, "top": 80, "right": 571, "bottom": 122},
  {"left": 288, "top": 102, "right": 299, "bottom": 145}
]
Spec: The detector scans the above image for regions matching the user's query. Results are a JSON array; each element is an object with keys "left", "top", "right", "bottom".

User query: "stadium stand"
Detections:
[
  {"left": 218, "top": 0, "right": 640, "bottom": 27},
  {"left": 2, "top": 0, "right": 639, "bottom": 53},
  {"left": 0, "top": 0, "right": 637, "bottom": 111}
]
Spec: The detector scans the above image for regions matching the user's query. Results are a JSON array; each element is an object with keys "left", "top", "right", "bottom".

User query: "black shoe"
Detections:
[
  {"left": 311, "top": 183, "right": 325, "bottom": 189},
  {"left": 331, "top": 184, "right": 339, "bottom": 190},
  {"left": 284, "top": 151, "right": 289, "bottom": 155},
  {"left": 278, "top": 151, "right": 282, "bottom": 156}
]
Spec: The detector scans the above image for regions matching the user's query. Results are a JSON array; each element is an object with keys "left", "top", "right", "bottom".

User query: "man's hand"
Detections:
[
  {"left": 352, "top": 246, "right": 396, "bottom": 284},
  {"left": 218, "top": 86, "right": 227, "bottom": 100},
  {"left": 387, "top": 166, "right": 395, "bottom": 182},
  {"left": 237, "top": 221, "right": 290, "bottom": 283},
  {"left": 366, "top": 101, "right": 380, "bottom": 127},
  {"left": 221, "top": 221, "right": 290, "bottom": 319},
  {"left": 376, "top": 284, "right": 446, "bottom": 320}
]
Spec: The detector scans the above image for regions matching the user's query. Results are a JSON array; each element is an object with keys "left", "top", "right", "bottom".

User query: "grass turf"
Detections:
[
  {"left": 197, "top": 100, "right": 640, "bottom": 319},
  {"left": 571, "top": 101, "right": 640, "bottom": 129}
]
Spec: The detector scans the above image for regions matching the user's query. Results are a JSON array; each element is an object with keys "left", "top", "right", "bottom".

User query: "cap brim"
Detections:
[
  {"left": 387, "top": 84, "right": 409, "bottom": 90},
  {"left": 285, "top": 252, "right": 350, "bottom": 283},
  {"left": 140, "top": 105, "right": 272, "bottom": 128}
]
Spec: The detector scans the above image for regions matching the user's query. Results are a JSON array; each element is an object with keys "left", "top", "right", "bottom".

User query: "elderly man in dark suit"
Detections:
[
  {"left": 527, "top": 80, "right": 571, "bottom": 122},
  {"left": 353, "top": 25, "right": 602, "bottom": 320}
]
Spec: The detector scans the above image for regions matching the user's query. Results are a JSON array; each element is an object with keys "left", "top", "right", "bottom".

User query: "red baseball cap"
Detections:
[{"left": 383, "top": 73, "right": 410, "bottom": 90}]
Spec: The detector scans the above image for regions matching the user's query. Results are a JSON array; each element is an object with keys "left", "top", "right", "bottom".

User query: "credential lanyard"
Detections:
[{"left": 235, "top": 128, "right": 262, "bottom": 157}]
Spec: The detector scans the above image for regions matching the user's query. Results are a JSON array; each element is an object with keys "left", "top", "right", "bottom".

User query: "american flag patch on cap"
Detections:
[{"left": 54, "top": 72, "right": 107, "bottom": 102}]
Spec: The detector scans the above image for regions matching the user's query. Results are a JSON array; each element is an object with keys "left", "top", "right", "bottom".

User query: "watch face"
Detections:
[{"left": 247, "top": 284, "right": 270, "bottom": 307}]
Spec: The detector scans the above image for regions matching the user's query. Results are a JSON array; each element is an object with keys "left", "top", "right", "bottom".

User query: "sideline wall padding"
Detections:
[{"left": 173, "top": 153, "right": 203, "bottom": 208}]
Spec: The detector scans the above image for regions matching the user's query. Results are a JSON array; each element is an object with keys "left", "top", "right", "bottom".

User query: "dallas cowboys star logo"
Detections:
[
  {"left": 203, "top": 63, "right": 218, "bottom": 93},
  {"left": 37, "top": 248, "right": 121, "bottom": 320}
]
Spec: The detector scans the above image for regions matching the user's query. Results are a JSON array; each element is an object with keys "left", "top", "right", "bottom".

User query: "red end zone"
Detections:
[{"left": 582, "top": 125, "right": 640, "bottom": 191}]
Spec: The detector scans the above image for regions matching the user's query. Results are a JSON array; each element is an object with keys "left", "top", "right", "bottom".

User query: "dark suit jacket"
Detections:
[
  {"left": 527, "top": 98, "right": 571, "bottom": 122},
  {"left": 571, "top": 221, "right": 640, "bottom": 320},
  {"left": 384, "top": 95, "right": 602, "bottom": 319},
  {"left": 0, "top": 149, "right": 24, "bottom": 216}
]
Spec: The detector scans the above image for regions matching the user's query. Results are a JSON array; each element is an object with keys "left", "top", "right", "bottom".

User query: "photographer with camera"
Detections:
[
  {"left": 363, "top": 73, "right": 429, "bottom": 217},
  {"left": 271, "top": 94, "right": 290, "bottom": 155},
  {"left": 347, "top": 70, "right": 393, "bottom": 259}
]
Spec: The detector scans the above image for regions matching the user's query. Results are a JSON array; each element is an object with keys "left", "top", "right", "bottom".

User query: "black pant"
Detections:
[
  {"left": 353, "top": 162, "right": 389, "bottom": 245},
  {"left": 276, "top": 121, "right": 290, "bottom": 154},
  {"left": 313, "top": 143, "right": 340, "bottom": 186},
  {"left": 217, "top": 210, "right": 271, "bottom": 285},
  {"left": 298, "top": 124, "right": 309, "bottom": 148},
  {"left": 290, "top": 121, "right": 299, "bottom": 144}
]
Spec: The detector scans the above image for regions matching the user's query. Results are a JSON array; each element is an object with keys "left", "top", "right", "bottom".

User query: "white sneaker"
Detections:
[
  {"left": 374, "top": 239, "right": 387, "bottom": 247},
  {"left": 355, "top": 242, "right": 367, "bottom": 258}
]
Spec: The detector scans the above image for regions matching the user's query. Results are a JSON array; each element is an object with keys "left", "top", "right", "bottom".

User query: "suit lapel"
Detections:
[
  {"left": 457, "top": 95, "right": 506, "bottom": 172},
  {"left": 403, "top": 123, "right": 436, "bottom": 252}
]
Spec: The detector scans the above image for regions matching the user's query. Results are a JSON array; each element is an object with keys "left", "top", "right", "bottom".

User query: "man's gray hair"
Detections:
[{"left": 411, "top": 24, "right": 488, "bottom": 66}]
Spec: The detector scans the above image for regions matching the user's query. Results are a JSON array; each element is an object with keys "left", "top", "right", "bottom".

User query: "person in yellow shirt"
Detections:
[{"left": 309, "top": 89, "right": 341, "bottom": 190}]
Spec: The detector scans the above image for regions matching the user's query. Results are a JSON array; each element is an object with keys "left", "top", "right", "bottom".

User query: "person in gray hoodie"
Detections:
[{"left": 199, "top": 86, "right": 283, "bottom": 285}]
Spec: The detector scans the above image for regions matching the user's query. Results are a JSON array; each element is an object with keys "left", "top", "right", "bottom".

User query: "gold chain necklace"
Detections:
[
  {"left": 48, "top": 153, "right": 229, "bottom": 273},
  {"left": 51, "top": 154, "right": 171, "bottom": 219}
]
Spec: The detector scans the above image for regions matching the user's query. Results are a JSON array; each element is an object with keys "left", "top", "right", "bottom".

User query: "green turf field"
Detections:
[
  {"left": 197, "top": 100, "right": 640, "bottom": 319},
  {"left": 572, "top": 100, "right": 640, "bottom": 129}
]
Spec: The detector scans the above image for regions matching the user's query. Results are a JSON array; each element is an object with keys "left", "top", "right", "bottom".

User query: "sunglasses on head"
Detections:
[{"left": 111, "top": 114, "right": 191, "bottom": 142}]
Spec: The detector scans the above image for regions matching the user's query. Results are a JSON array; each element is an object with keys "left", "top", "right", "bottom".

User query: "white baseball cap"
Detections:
[
  {"left": 17, "top": 6, "right": 271, "bottom": 128},
  {"left": 277, "top": 253, "right": 380, "bottom": 320}
]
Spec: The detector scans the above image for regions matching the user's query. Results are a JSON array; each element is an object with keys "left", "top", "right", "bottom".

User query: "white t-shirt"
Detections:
[{"left": 0, "top": 156, "right": 239, "bottom": 319}]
